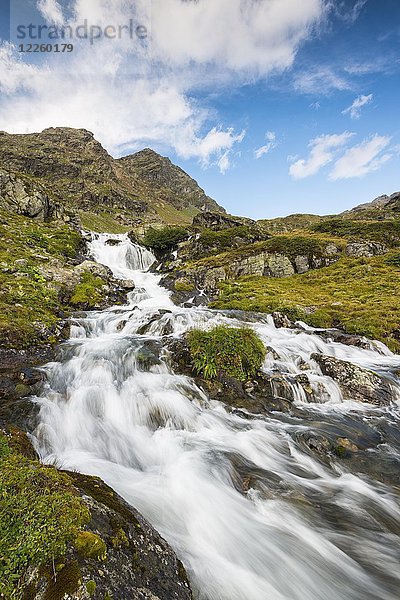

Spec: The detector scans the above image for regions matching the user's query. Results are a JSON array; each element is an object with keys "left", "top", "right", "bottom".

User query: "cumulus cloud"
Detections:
[
  {"left": 0, "top": 0, "right": 327, "bottom": 172},
  {"left": 342, "top": 93, "right": 373, "bottom": 119},
  {"left": 329, "top": 134, "right": 392, "bottom": 180},
  {"left": 289, "top": 132, "right": 354, "bottom": 179},
  {"left": 254, "top": 131, "right": 277, "bottom": 159}
]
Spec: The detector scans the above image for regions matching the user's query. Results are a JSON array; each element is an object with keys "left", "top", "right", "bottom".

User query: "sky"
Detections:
[{"left": 0, "top": 0, "right": 399, "bottom": 219}]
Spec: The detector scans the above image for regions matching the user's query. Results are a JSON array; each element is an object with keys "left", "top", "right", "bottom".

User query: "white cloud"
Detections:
[
  {"left": 293, "top": 66, "right": 351, "bottom": 94},
  {"left": 336, "top": 0, "right": 368, "bottom": 24},
  {"left": 329, "top": 134, "right": 392, "bottom": 180},
  {"left": 151, "top": 0, "right": 326, "bottom": 77},
  {"left": 342, "top": 93, "right": 373, "bottom": 119},
  {"left": 37, "top": 0, "right": 64, "bottom": 25},
  {"left": 289, "top": 132, "right": 354, "bottom": 179},
  {"left": 254, "top": 131, "right": 277, "bottom": 159},
  {"left": 0, "top": 0, "right": 327, "bottom": 173}
]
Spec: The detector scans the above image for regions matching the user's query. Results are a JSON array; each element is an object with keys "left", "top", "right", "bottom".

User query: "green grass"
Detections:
[
  {"left": 312, "top": 218, "right": 400, "bottom": 246},
  {"left": 78, "top": 211, "right": 130, "bottom": 234},
  {"left": 212, "top": 253, "right": 400, "bottom": 352},
  {"left": 187, "top": 325, "right": 266, "bottom": 381},
  {"left": 0, "top": 209, "right": 82, "bottom": 348},
  {"left": 154, "top": 202, "right": 200, "bottom": 225},
  {"left": 0, "top": 431, "right": 90, "bottom": 599}
]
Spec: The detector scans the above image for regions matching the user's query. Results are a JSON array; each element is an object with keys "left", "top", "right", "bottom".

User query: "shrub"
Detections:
[
  {"left": 187, "top": 325, "right": 266, "bottom": 381},
  {"left": 142, "top": 226, "right": 188, "bottom": 253}
]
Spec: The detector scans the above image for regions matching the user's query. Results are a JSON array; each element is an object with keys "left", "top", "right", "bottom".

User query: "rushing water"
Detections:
[{"left": 33, "top": 233, "right": 400, "bottom": 600}]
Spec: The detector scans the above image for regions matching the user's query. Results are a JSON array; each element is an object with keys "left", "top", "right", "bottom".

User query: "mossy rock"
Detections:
[{"left": 74, "top": 532, "right": 107, "bottom": 560}]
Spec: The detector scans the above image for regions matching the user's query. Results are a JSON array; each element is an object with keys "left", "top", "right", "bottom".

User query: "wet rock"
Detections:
[
  {"left": 314, "top": 329, "right": 373, "bottom": 350},
  {"left": 311, "top": 353, "right": 394, "bottom": 405},
  {"left": 136, "top": 345, "right": 162, "bottom": 370},
  {"left": 105, "top": 238, "right": 122, "bottom": 246},
  {"left": 272, "top": 312, "right": 293, "bottom": 329},
  {"left": 334, "top": 437, "right": 359, "bottom": 457},
  {"left": 119, "top": 279, "right": 136, "bottom": 290}
]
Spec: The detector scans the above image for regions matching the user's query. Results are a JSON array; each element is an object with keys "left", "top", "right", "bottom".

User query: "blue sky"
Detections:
[{"left": 0, "top": 0, "right": 399, "bottom": 219}]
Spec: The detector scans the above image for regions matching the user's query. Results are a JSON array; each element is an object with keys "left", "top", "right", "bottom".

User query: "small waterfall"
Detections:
[{"left": 33, "top": 233, "right": 400, "bottom": 600}]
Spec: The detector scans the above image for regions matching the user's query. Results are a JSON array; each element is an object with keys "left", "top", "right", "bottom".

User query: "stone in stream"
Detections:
[{"left": 311, "top": 353, "right": 394, "bottom": 405}]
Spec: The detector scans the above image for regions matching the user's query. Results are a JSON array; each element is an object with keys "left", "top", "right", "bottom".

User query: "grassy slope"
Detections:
[
  {"left": 213, "top": 251, "right": 400, "bottom": 352},
  {"left": 0, "top": 209, "right": 84, "bottom": 348}
]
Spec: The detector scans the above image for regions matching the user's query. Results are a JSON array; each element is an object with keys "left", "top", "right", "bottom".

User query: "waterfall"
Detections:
[{"left": 33, "top": 233, "right": 400, "bottom": 600}]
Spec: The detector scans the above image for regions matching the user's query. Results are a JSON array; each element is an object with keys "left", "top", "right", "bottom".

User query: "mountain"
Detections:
[
  {"left": 0, "top": 127, "right": 224, "bottom": 230},
  {"left": 341, "top": 191, "right": 400, "bottom": 220}
]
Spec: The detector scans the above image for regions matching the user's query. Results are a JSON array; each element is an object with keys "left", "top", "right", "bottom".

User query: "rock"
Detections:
[
  {"left": 315, "top": 329, "right": 373, "bottom": 350},
  {"left": 272, "top": 312, "right": 292, "bottom": 329},
  {"left": 311, "top": 353, "right": 394, "bottom": 405},
  {"left": 105, "top": 239, "right": 122, "bottom": 246},
  {"left": 0, "top": 169, "right": 53, "bottom": 220},
  {"left": 119, "top": 279, "right": 136, "bottom": 290},
  {"left": 294, "top": 255, "right": 310, "bottom": 274},
  {"left": 264, "top": 254, "right": 295, "bottom": 277},
  {"left": 74, "top": 260, "right": 113, "bottom": 280},
  {"left": 345, "top": 241, "right": 387, "bottom": 257},
  {"left": 335, "top": 437, "right": 359, "bottom": 457},
  {"left": 192, "top": 211, "right": 251, "bottom": 230}
]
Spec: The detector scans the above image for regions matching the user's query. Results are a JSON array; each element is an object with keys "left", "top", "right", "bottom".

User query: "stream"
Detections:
[{"left": 33, "top": 233, "right": 400, "bottom": 600}]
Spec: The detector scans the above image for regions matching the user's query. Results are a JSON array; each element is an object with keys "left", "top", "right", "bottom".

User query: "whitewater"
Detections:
[{"left": 33, "top": 233, "right": 400, "bottom": 600}]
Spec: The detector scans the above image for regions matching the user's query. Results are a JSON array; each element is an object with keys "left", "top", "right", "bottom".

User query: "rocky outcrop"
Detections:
[
  {"left": 118, "top": 149, "right": 224, "bottom": 214},
  {"left": 345, "top": 241, "right": 387, "bottom": 257},
  {"left": 311, "top": 353, "right": 394, "bottom": 405},
  {"left": 192, "top": 211, "right": 251, "bottom": 230},
  {"left": 0, "top": 169, "right": 54, "bottom": 220}
]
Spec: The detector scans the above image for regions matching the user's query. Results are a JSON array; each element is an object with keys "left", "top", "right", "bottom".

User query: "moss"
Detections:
[
  {"left": 42, "top": 560, "right": 82, "bottom": 600},
  {"left": 70, "top": 272, "right": 105, "bottom": 308},
  {"left": 212, "top": 252, "right": 400, "bottom": 352},
  {"left": 0, "top": 432, "right": 90, "bottom": 599},
  {"left": 174, "top": 279, "right": 195, "bottom": 292},
  {"left": 74, "top": 531, "right": 107, "bottom": 561},
  {"left": 104, "top": 593, "right": 113, "bottom": 600},
  {"left": 187, "top": 325, "right": 266, "bottom": 381},
  {"left": 111, "top": 528, "right": 129, "bottom": 549},
  {"left": 85, "top": 580, "right": 97, "bottom": 596}
]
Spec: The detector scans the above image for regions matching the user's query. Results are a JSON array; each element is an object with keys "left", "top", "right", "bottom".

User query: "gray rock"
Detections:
[
  {"left": 0, "top": 169, "right": 53, "bottom": 220},
  {"left": 264, "top": 254, "right": 295, "bottom": 277},
  {"left": 74, "top": 260, "right": 113, "bottom": 280},
  {"left": 311, "top": 353, "right": 394, "bottom": 405},
  {"left": 345, "top": 242, "right": 387, "bottom": 257}
]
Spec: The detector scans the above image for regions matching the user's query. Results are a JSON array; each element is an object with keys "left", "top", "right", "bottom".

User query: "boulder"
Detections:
[
  {"left": 311, "top": 353, "right": 394, "bottom": 405},
  {"left": 192, "top": 211, "right": 250, "bottom": 230},
  {"left": 0, "top": 169, "right": 53, "bottom": 220},
  {"left": 74, "top": 260, "right": 113, "bottom": 280},
  {"left": 345, "top": 241, "right": 387, "bottom": 257}
]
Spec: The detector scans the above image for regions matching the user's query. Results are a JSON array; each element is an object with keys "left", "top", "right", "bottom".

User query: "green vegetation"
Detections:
[
  {"left": 312, "top": 218, "right": 400, "bottom": 246},
  {"left": 142, "top": 226, "right": 188, "bottom": 253},
  {"left": 196, "top": 226, "right": 261, "bottom": 256},
  {"left": 74, "top": 531, "right": 107, "bottom": 560},
  {"left": 212, "top": 252, "right": 400, "bottom": 352},
  {"left": 70, "top": 272, "right": 105, "bottom": 308},
  {"left": 0, "top": 431, "right": 90, "bottom": 599},
  {"left": 86, "top": 580, "right": 97, "bottom": 596},
  {"left": 187, "top": 325, "right": 266, "bottom": 381},
  {"left": 79, "top": 210, "right": 130, "bottom": 234},
  {"left": 174, "top": 278, "right": 195, "bottom": 292},
  {"left": 154, "top": 202, "right": 199, "bottom": 226},
  {"left": 0, "top": 209, "right": 82, "bottom": 348}
]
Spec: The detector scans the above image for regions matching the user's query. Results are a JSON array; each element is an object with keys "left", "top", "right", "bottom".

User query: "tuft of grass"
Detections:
[
  {"left": 0, "top": 432, "right": 90, "bottom": 599},
  {"left": 187, "top": 325, "right": 266, "bottom": 381},
  {"left": 212, "top": 252, "right": 400, "bottom": 352}
]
